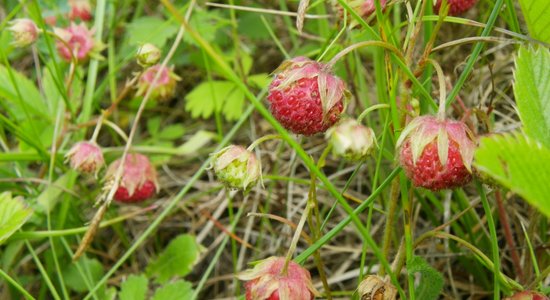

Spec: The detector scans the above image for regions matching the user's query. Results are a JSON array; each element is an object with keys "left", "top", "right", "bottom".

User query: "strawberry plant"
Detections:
[{"left": 0, "top": 0, "right": 549, "bottom": 299}]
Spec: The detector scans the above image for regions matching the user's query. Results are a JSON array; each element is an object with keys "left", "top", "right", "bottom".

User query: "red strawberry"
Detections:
[
  {"left": 105, "top": 153, "right": 159, "bottom": 203},
  {"left": 237, "top": 257, "right": 319, "bottom": 300},
  {"left": 396, "top": 115, "right": 476, "bottom": 190},
  {"left": 267, "top": 57, "right": 348, "bottom": 135},
  {"left": 434, "top": 0, "right": 477, "bottom": 16},
  {"left": 332, "top": 0, "right": 388, "bottom": 20},
  {"left": 504, "top": 291, "right": 549, "bottom": 300}
]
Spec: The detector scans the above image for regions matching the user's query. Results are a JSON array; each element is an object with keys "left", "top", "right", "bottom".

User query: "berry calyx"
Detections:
[
  {"left": 326, "top": 118, "right": 377, "bottom": 162},
  {"left": 136, "top": 64, "right": 180, "bottom": 101},
  {"left": 396, "top": 115, "right": 476, "bottom": 190},
  {"left": 504, "top": 291, "right": 549, "bottom": 300},
  {"left": 54, "top": 23, "right": 103, "bottom": 62},
  {"left": 211, "top": 145, "right": 261, "bottom": 191},
  {"left": 237, "top": 256, "right": 319, "bottom": 300},
  {"left": 105, "top": 153, "right": 159, "bottom": 203},
  {"left": 267, "top": 56, "right": 348, "bottom": 136},
  {"left": 434, "top": 0, "right": 477, "bottom": 16},
  {"left": 358, "top": 275, "right": 397, "bottom": 300},
  {"left": 65, "top": 141, "right": 104, "bottom": 176}
]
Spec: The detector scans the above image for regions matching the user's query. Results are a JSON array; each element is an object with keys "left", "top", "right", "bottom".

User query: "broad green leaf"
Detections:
[
  {"left": 151, "top": 280, "right": 194, "bottom": 300},
  {"left": 474, "top": 133, "right": 550, "bottom": 217},
  {"left": 514, "top": 46, "right": 550, "bottom": 148},
  {"left": 185, "top": 80, "right": 245, "bottom": 121},
  {"left": 119, "top": 274, "right": 148, "bottom": 300},
  {"left": 157, "top": 124, "right": 186, "bottom": 140},
  {"left": 408, "top": 256, "right": 444, "bottom": 300},
  {"left": 147, "top": 117, "right": 162, "bottom": 136},
  {"left": 146, "top": 234, "right": 204, "bottom": 283},
  {"left": 63, "top": 257, "right": 104, "bottom": 293},
  {"left": 126, "top": 16, "right": 178, "bottom": 49},
  {"left": 518, "top": 0, "right": 550, "bottom": 43},
  {"left": 0, "top": 65, "right": 49, "bottom": 120},
  {"left": 0, "top": 192, "right": 33, "bottom": 245}
]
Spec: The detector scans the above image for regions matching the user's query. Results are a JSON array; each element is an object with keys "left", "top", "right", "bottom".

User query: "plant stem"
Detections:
[
  {"left": 325, "top": 41, "right": 404, "bottom": 70},
  {"left": 357, "top": 104, "right": 390, "bottom": 123},
  {"left": 379, "top": 178, "right": 400, "bottom": 276},
  {"left": 247, "top": 134, "right": 282, "bottom": 151}
]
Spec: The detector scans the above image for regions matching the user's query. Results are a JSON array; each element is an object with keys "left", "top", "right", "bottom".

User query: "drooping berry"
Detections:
[
  {"left": 105, "top": 153, "right": 159, "bottom": 203},
  {"left": 504, "top": 291, "right": 549, "bottom": 300},
  {"left": 332, "top": 0, "right": 388, "bottom": 21},
  {"left": 68, "top": 0, "right": 93, "bottom": 21},
  {"left": 54, "top": 23, "right": 102, "bottom": 62},
  {"left": 267, "top": 56, "right": 348, "bottom": 136},
  {"left": 237, "top": 257, "right": 319, "bottom": 300},
  {"left": 434, "top": 0, "right": 477, "bottom": 16},
  {"left": 136, "top": 43, "right": 161, "bottom": 67},
  {"left": 358, "top": 275, "right": 397, "bottom": 300},
  {"left": 65, "top": 141, "right": 104, "bottom": 176},
  {"left": 211, "top": 145, "right": 261, "bottom": 191},
  {"left": 136, "top": 64, "right": 180, "bottom": 101},
  {"left": 326, "top": 118, "right": 377, "bottom": 162},
  {"left": 8, "top": 19, "right": 39, "bottom": 48},
  {"left": 396, "top": 115, "right": 476, "bottom": 191}
]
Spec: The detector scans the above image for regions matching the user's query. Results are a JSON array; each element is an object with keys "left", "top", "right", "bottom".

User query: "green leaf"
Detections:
[
  {"left": 119, "top": 274, "right": 148, "bottom": 300},
  {"left": 408, "top": 256, "right": 444, "bottom": 300},
  {"left": 185, "top": 80, "right": 245, "bottom": 121},
  {"left": 474, "top": 133, "right": 550, "bottom": 217},
  {"left": 182, "top": 10, "right": 225, "bottom": 46},
  {"left": 63, "top": 257, "right": 104, "bottom": 293},
  {"left": 126, "top": 16, "right": 179, "bottom": 49},
  {"left": 514, "top": 46, "right": 550, "bottom": 148},
  {"left": 147, "top": 117, "right": 161, "bottom": 136},
  {"left": 157, "top": 124, "right": 186, "bottom": 140},
  {"left": 151, "top": 280, "right": 194, "bottom": 300},
  {"left": 36, "top": 172, "right": 73, "bottom": 213},
  {"left": 0, "top": 192, "right": 33, "bottom": 245},
  {"left": 146, "top": 234, "right": 203, "bottom": 283},
  {"left": 518, "top": 0, "right": 550, "bottom": 43},
  {"left": 0, "top": 65, "right": 49, "bottom": 121},
  {"left": 248, "top": 73, "right": 271, "bottom": 89}
]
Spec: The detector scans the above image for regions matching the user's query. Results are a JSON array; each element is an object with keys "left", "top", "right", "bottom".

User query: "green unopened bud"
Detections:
[
  {"left": 326, "top": 118, "right": 377, "bottom": 161},
  {"left": 211, "top": 145, "right": 261, "bottom": 191},
  {"left": 136, "top": 43, "right": 161, "bottom": 67}
]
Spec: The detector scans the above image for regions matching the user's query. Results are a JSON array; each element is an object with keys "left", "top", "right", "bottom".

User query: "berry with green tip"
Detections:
[
  {"left": 211, "top": 145, "right": 261, "bottom": 191},
  {"left": 237, "top": 256, "right": 319, "bottom": 300},
  {"left": 326, "top": 118, "right": 377, "bottom": 161},
  {"left": 396, "top": 115, "right": 476, "bottom": 190},
  {"left": 267, "top": 56, "right": 348, "bottom": 136},
  {"left": 136, "top": 43, "right": 161, "bottom": 67}
]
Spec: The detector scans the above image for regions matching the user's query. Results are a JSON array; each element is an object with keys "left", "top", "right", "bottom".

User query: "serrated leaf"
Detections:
[
  {"left": 119, "top": 274, "right": 148, "bottom": 300},
  {"left": 0, "top": 65, "right": 49, "bottom": 121},
  {"left": 518, "top": 0, "right": 550, "bottom": 43},
  {"left": 185, "top": 80, "right": 244, "bottom": 121},
  {"left": 514, "top": 46, "right": 550, "bottom": 148},
  {"left": 146, "top": 234, "right": 204, "bottom": 283},
  {"left": 151, "top": 280, "right": 194, "bottom": 300},
  {"left": 0, "top": 192, "right": 33, "bottom": 245},
  {"left": 157, "top": 124, "right": 186, "bottom": 140},
  {"left": 126, "top": 16, "right": 178, "bottom": 49},
  {"left": 63, "top": 257, "right": 104, "bottom": 293},
  {"left": 474, "top": 133, "right": 550, "bottom": 217},
  {"left": 408, "top": 256, "right": 444, "bottom": 300}
]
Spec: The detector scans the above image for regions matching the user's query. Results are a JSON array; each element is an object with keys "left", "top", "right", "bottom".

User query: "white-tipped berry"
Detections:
[
  {"left": 69, "top": 0, "right": 93, "bottom": 21},
  {"left": 105, "top": 153, "right": 159, "bottom": 203},
  {"left": 211, "top": 145, "right": 261, "bottom": 191},
  {"left": 136, "top": 64, "right": 180, "bottom": 101},
  {"left": 136, "top": 43, "right": 161, "bottom": 67},
  {"left": 326, "top": 118, "right": 377, "bottom": 161},
  {"left": 237, "top": 256, "right": 319, "bottom": 300},
  {"left": 54, "top": 23, "right": 103, "bottom": 62},
  {"left": 358, "top": 275, "right": 397, "bottom": 300},
  {"left": 65, "top": 141, "right": 104, "bottom": 176},
  {"left": 8, "top": 19, "right": 39, "bottom": 48}
]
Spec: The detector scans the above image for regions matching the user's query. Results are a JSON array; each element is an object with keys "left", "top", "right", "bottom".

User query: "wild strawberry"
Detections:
[
  {"left": 237, "top": 256, "right": 319, "bottom": 300},
  {"left": 434, "top": 0, "right": 477, "bottom": 16},
  {"left": 136, "top": 64, "right": 180, "bottom": 101},
  {"left": 54, "top": 23, "right": 103, "bottom": 62},
  {"left": 396, "top": 115, "right": 476, "bottom": 190},
  {"left": 326, "top": 118, "right": 377, "bottom": 162},
  {"left": 332, "top": 0, "right": 387, "bottom": 21},
  {"left": 136, "top": 43, "right": 161, "bottom": 67},
  {"left": 69, "top": 0, "right": 93, "bottom": 21},
  {"left": 211, "top": 145, "right": 261, "bottom": 191},
  {"left": 65, "top": 141, "right": 104, "bottom": 176},
  {"left": 358, "top": 275, "right": 397, "bottom": 300},
  {"left": 504, "top": 291, "right": 549, "bottom": 300},
  {"left": 267, "top": 56, "right": 348, "bottom": 136},
  {"left": 105, "top": 153, "right": 159, "bottom": 203},
  {"left": 8, "top": 19, "right": 39, "bottom": 48}
]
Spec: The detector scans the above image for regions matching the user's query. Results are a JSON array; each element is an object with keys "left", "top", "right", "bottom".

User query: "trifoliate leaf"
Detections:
[
  {"left": 185, "top": 80, "right": 245, "bottom": 121},
  {"left": 518, "top": 0, "right": 550, "bottom": 43},
  {"left": 0, "top": 192, "right": 33, "bottom": 245}
]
